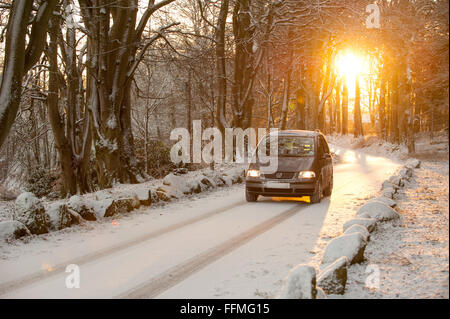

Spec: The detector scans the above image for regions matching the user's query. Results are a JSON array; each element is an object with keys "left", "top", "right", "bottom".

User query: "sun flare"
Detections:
[{"left": 335, "top": 50, "right": 367, "bottom": 83}]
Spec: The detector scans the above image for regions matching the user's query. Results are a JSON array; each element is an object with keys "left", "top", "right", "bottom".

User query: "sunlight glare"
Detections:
[{"left": 335, "top": 50, "right": 367, "bottom": 83}]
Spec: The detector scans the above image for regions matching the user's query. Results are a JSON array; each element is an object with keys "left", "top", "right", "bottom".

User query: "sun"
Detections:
[{"left": 335, "top": 50, "right": 367, "bottom": 84}]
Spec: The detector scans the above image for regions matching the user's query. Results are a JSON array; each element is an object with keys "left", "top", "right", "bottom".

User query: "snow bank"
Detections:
[
  {"left": 280, "top": 264, "right": 317, "bottom": 299},
  {"left": 2, "top": 164, "right": 246, "bottom": 243}
]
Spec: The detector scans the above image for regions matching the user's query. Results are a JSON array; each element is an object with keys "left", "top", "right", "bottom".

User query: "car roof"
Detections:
[{"left": 267, "top": 130, "right": 322, "bottom": 138}]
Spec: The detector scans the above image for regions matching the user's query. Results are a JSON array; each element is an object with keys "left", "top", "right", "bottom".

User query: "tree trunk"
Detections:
[
  {"left": 0, "top": 0, "right": 57, "bottom": 148},
  {"left": 342, "top": 78, "right": 349, "bottom": 135},
  {"left": 354, "top": 75, "right": 364, "bottom": 137}
]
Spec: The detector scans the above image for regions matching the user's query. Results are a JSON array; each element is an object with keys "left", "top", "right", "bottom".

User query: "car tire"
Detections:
[
  {"left": 323, "top": 175, "right": 333, "bottom": 197},
  {"left": 310, "top": 179, "right": 322, "bottom": 204},
  {"left": 246, "top": 189, "right": 258, "bottom": 202}
]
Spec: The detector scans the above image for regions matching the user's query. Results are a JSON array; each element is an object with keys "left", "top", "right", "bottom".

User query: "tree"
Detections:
[
  {"left": 0, "top": 0, "right": 57, "bottom": 148},
  {"left": 78, "top": 0, "right": 177, "bottom": 188}
]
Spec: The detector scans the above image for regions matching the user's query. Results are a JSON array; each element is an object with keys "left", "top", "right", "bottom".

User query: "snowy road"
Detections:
[{"left": 0, "top": 146, "right": 401, "bottom": 299}]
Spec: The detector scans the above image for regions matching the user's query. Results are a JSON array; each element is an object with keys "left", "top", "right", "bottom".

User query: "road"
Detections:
[{"left": 0, "top": 146, "right": 401, "bottom": 298}]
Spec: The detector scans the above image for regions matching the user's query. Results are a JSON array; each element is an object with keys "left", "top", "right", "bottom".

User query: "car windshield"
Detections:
[{"left": 260, "top": 135, "right": 315, "bottom": 157}]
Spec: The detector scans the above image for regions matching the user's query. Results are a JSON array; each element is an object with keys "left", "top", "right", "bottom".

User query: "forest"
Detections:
[{"left": 0, "top": 0, "right": 448, "bottom": 198}]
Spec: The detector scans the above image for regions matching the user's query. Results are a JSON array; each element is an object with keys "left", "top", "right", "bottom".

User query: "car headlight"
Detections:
[
  {"left": 247, "top": 169, "right": 260, "bottom": 178},
  {"left": 298, "top": 171, "right": 316, "bottom": 179}
]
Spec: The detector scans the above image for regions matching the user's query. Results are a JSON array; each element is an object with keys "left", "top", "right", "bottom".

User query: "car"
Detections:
[{"left": 245, "top": 130, "right": 333, "bottom": 204}]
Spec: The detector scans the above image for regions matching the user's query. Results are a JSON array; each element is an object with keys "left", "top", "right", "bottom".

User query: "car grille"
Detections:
[{"left": 262, "top": 172, "right": 296, "bottom": 180}]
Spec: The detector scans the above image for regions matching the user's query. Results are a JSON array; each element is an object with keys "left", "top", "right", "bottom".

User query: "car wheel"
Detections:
[
  {"left": 310, "top": 179, "right": 322, "bottom": 204},
  {"left": 246, "top": 189, "right": 258, "bottom": 202},
  {"left": 323, "top": 175, "right": 333, "bottom": 197}
]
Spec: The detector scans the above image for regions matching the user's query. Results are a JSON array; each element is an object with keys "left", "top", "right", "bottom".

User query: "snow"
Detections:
[
  {"left": 326, "top": 134, "right": 409, "bottom": 162},
  {"left": 0, "top": 145, "right": 429, "bottom": 299},
  {"left": 338, "top": 161, "right": 449, "bottom": 299}
]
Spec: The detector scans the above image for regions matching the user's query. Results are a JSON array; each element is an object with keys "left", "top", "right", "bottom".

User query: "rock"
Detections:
[
  {"left": 200, "top": 177, "right": 214, "bottom": 188},
  {"left": 344, "top": 224, "right": 370, "bottom": 241},
  {"left": 232, "top": 175, "right": 243, "bottom": 184},
  {"left": 316, "top": 287, "right": 327, "bottom": 299},
  {"left": 113, "top": 198, "right": 135, "bottom": 214},
  {"left": 317, "top": 256, "right": 348, "bottom": 295},
  {"left": 381, "top": 180, "right": 399, "bottom": 190},
  {"left": 67, "top": 195, "right": 97, "bottom": 221},
  {"left": 0, "top": 220, "right": 31, "bottom": 241},
  {"left": 47, "top": 202, "right": 81, "bottom": 230},
  {"left": 14, "top": 192, "right": 50, "bottom": 235},
  {"left": 356, "top": 201, "right": 400, "bottom": 222},
  {"left": 149, "top": 189, "right": 160, "bottom": 203},
  {"left": 173, "top": 168, "right": 188, "bottom": 175},
  {"left": 405, "top": 158, "right": 420, "bottom": 169},
  {"left": 156, "top": 189, "right": 171, "bottom": 202},
  {"left": 399, "top": 167, "right": 413, "bottom": 179},
  {"left": 280, "top": 265, "right": 317, "bottom": 299},
  {"left": 321, "top": 233, "right": 367, "bottom": 265},
  {"left": 388, "top": 175, "right": 402, "bottom": 187},
  {"left": 368, "top": 196, "right": 396, "bottom": 208},
  {"left": 135, "top": 189, "right": 152, "bottom": 206},
  {"left": 343, "top": 217, "right": 377, "bottom": 233},
  {"left": 381, "top": 187, "right": 396, "bottom": 199}
]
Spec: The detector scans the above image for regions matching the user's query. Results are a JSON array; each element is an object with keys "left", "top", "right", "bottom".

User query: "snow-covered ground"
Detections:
[
  {"left": 0, "top": 137, "right": 447, "bottom": 299},
  {"left": 337, "top": 160, "right": 449, "bottom": 299},
  {"left": 0, "top": 145, "right": 402, "bottom": 298}
]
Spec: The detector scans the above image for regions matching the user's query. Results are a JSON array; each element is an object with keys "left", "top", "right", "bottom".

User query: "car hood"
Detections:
[{"left": 250, "top": 156, "right": 315, "bottom": 172}]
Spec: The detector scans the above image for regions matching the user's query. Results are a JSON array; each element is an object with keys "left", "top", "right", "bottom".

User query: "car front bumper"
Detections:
[{"left": 245, "top": 180, "right": 316, "bottom": 197}]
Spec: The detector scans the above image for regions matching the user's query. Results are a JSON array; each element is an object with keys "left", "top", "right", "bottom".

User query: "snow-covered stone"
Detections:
[
  {"left": 173, "top": 168, "right": 188, "bottom": 175},
  {"left": 368, "top": 196, "right": 396, "bottom": 208},
  {"left": 344, "top": 224, "right": 370, "bottom": 241},
  {"left": 134, "top": 188, "right": 152, "bottom": 206},
  {"left": 356, "top": 201, "right": 400, "bottom": 222},
  {"left": 388, "top": 175, "right": 403, "bottom": 187},
  {"left": 156, "top": 188, "right": 171, "bottom": 202},
  {"left": 280, "top": 265, "right": 317, "bottom": 299},
  {"left": 113, "top": 198, "right": 135, "bottom": 214},
  {"left": 382, "top": 180, "right": 399, "bottom": 190},
  {"left": 317, "top": 256, "right": 348, "bottom": 295},
  {"left": 14, "top": 192, "right": 50, "bottom": 235},
  {"left": 381, "top": 187, "right": 396, "bottom": 199},
  {"left": 47, "top": 202, "right": 81, "bottom": 230},
  {"left": 343, "top": 217, "right": 377, "bottom": 233},
  {"left": 67, "top": 195, "right": 97, "bottom": 221},
  {"left": 0, "top": 220, "right": 30, "bottom": 241},
  {"left": 322, "top": 233, "right": 367, "bottom": 265},
  {"left": 399, "top": 167, "right": 413, "bottom": 179},
  {"left": 405, "top": 158, "right": 421, "bottom": 169}
]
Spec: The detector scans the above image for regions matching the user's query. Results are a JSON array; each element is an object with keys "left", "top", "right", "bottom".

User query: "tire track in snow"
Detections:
[
  {"left": 118, "top": 204, "right": 305, "bottom": 299},
  {"left": 0, "top": 199, "right": 246, "bottom": 296}
]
